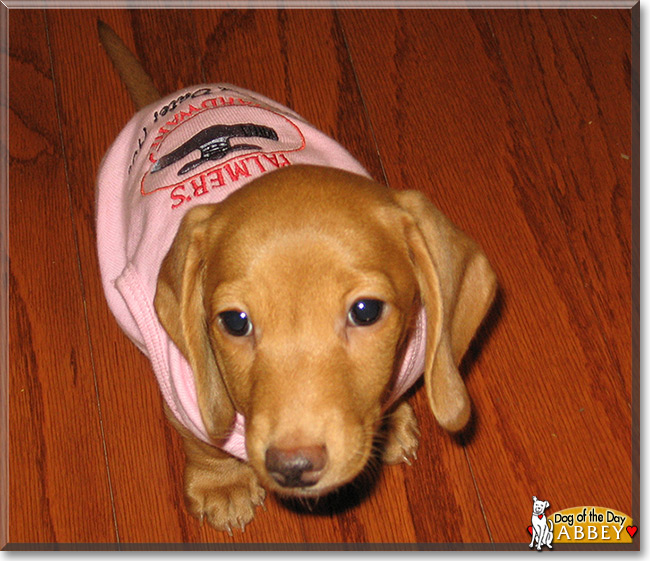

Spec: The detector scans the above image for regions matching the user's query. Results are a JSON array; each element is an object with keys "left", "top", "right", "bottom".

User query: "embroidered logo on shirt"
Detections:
[
  {"left": 150, "top": 123, "right": 279, "bottom": 176},
  {"left": 136, "top": 90, "right": 306, "bottom": 209}
]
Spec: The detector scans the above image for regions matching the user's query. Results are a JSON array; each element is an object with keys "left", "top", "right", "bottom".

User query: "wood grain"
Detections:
[
  {"left": 8, "top": 9, "right": 116, "bottom": 543},
  {"left": 6, "top": 7, "right": 636, "bottom": 549}
]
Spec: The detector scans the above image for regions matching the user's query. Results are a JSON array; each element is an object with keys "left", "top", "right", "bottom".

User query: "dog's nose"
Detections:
[{"left": 265, "top": 444, "right": 328, "bottom": 488}]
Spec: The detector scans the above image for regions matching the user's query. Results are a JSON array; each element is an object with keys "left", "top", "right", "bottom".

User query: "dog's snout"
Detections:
[{"left": 265, "top": 445, "right": 328, "bottom": 488}]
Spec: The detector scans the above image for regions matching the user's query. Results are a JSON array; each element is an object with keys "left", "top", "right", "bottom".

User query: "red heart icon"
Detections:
[
  {"left": 527, "top": 525, "right": 533, "bottom": 535},
  {"left": 627, "top": 526, "right": 638, "bottom": 538},
  {"left": 538, "top": 515, "right": 543, "bottom": 519}
]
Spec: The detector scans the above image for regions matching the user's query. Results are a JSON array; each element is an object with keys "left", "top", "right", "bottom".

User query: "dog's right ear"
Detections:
[
  {"left": 533, "top": 496, "right": 538, "bottom": 502},
  {"left": 155, "top": 204, "right": 235, "bottom": 443}
]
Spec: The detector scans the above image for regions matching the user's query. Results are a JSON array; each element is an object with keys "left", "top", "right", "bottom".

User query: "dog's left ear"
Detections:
[{"left": 393, "top": 189, "right": 497, "bottom": 432}]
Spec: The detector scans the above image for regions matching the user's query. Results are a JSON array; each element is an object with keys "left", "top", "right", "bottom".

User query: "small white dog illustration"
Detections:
[{"left": 529, "top": 496, "right": 554, "bottom": 550}]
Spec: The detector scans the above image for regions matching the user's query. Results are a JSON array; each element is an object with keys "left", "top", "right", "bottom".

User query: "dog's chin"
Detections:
[{"left": 270, "top": 480, "right": 347, "bottom": 499}]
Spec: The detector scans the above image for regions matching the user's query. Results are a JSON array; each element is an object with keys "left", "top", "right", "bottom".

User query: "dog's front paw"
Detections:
[
  {"left": 184, "top": 456, "right": 266, "bottom": 534},
  {"left": 382, "top": 401, "right": 420, "bottom": 465}
]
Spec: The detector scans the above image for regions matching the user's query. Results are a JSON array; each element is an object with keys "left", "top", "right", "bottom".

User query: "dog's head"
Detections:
[
  {"left": 532, "top": 496, "right": 550, "bottom": 516},
  {"left": 154, "top": 165, "right": 496, "bottom": 497}
]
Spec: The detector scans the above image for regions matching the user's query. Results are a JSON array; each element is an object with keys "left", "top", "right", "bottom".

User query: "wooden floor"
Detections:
[{"left": 6, "top": 6, "right": 637, "bottom": 549}]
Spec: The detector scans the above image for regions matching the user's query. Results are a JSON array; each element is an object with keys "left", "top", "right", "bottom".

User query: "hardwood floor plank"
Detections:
[
  {"left": 8, "top": 9, "right": 117, "bottom": 544},
  {"left": 475, "top": 9, "right": 632, "bottom": 398}
]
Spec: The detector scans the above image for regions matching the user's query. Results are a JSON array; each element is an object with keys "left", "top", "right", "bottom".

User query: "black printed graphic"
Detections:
[{"left": 151, "top": 123, "right": 279, "bottom": 176}]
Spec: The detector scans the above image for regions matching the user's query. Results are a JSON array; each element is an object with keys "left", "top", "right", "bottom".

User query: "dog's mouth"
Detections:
[{"left": 272, "top": 479, "right": 346, "bottom": 499}]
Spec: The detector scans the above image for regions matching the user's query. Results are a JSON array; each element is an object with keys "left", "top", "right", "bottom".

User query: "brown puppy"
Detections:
[
  {"left": 154, "top": 165, "right": 496, "bottom": 531},
  {"left": 97, "top": 21, "right": 497, "bottom": 533}
]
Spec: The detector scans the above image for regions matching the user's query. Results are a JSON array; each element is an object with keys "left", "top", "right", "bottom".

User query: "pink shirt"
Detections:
[{"left": 97, "top": 84, "right": 426, "bottom": 460}]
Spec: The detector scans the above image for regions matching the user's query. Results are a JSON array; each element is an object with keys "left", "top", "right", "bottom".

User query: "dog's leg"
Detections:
[
  {"left": 180, "top": 431, "right": 266, "bottom": 534},
  {"left": 542, "top": 523, "right": 553, "bottom": 548},
  {"left": 530, "top": 517, "right": 539, "bottom": 548},
  {"left": 546, "top": 524, "right": 553, "bottom": 548},
  {"left": 382, "top": 401, "right": 420, "bottom": 465}
]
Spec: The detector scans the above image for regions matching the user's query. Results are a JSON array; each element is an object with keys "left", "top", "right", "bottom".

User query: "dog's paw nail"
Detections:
[
  {"left": 225, "top": 524, "right": 233, "bottom": 537},
  {"left": 402, "top": 455, "right": 412, "bottom": 466},
  {"left": 238, "top": 518, "right": 246, "bottom": 533}
]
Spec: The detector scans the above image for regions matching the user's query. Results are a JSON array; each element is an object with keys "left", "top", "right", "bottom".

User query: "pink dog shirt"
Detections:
[{"left": 97, "top": 84, "right": 426, "bottom": 460}]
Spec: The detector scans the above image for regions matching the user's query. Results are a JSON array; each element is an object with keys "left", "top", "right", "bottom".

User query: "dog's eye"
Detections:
[
  {"left": 347, "top": 299, "right": 384, "bottom": 326},
  {"left": 219, "top": 310, "right": 253, "bottom": 337}
]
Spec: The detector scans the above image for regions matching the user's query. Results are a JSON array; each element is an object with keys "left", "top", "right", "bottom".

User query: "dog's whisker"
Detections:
[{"left": 303, "top": 496, "right": 318, "bottom": 513}]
